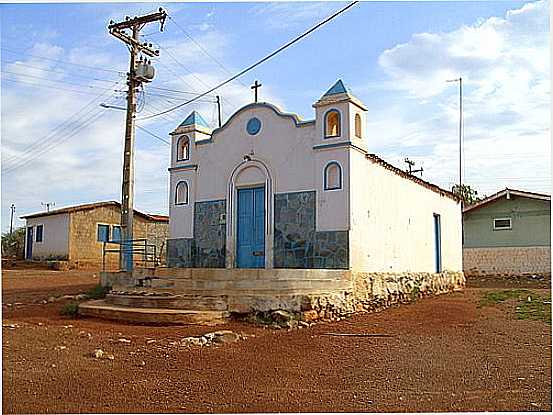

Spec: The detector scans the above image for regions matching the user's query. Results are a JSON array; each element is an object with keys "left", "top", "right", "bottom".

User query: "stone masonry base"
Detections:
[
  {"left": 97, "top": 268, "right": 465, "bottom": 323},
  {"left": 463, "top": 246, "right": 551, "bottom": 277}
]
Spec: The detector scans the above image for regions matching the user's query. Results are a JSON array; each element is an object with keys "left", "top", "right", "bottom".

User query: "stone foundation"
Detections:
[
  {"left": 99, "top": 267, "right": 465, "bottom": 322},
  {"left": 463, "top": 246, "right": 551, "bottom": 277}
]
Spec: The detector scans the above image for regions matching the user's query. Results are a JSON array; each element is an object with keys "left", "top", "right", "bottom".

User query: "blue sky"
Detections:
[{"left": 1, "top": 1, "right": 550, "bottom": 232}]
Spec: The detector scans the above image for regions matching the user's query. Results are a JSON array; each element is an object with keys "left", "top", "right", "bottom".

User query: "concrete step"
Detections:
[
  {"left": 78, "top": 300, "right": 228, "bottom": 325},
  {"left": 105, "top": 293, "right": 228, "bottom": 311},
  {"left": 147, "top": 278, "right": 352, "bottom": 292},
  {"left": 151, "top": 268, "right": 351, "bottom": 281}
]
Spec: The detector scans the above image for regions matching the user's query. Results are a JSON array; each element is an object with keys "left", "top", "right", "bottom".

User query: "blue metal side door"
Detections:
[
  {"left": 25, "top": 227, "right": 33, "bottom": 259},
  {"left": 237, "top": 187, "right": 265, "bottom": 268}
]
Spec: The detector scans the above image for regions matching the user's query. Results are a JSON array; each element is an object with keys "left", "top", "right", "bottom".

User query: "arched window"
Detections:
[
  {"left": 324, "top": 110, "right": 340, "bottom": 138},
  {"left": 177, "top": 136, "right": 190, "bottom": 161},
  {"left": 355, "top": 113, "right": 362, "bottom": 138},
  {"left": 175, "top": 181, "right": 189, "bottom": 205},
  {"left": 324, "top": 162, "right": 342, "bottom": 190}
]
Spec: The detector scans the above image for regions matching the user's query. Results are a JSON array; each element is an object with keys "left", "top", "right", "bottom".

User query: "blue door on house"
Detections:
[
  {"left": 433, "top": 214, "right": 442, "bottom": 273},
  {"left": 237, "top": 187, "right": 265, "bottom": 268},
  {"left": 25, "top": 227, "right": 33, "bottom": 260}
]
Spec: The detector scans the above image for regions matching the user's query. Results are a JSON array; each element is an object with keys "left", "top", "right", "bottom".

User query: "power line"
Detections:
[
  {"left": 1, "top": 60, "right": 124, "bottom": 83},
  {"left": 1, "top": 69, "right": 120, "bottom": 90},
  {"left": 166, "top": 14, "right": 247, "bottom": 87},
  {"left": 139, "top": 1, "right": 359, "bottom": 120},
  {"left": 1, "top": 47, "right": 125, "bottom": 74},
  {"left": 1, "top": 77, "right": 123, "bottom": 97},
  {"left": 136, "top": 124, "right": 170, "bottom": 145},
  {"left": 2, "top": 80, "right": 124, "bottom": 171}
]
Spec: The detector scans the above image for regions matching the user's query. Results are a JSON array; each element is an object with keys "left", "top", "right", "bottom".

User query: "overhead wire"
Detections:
[
  {"left": 1, "top": 47, "right": 125, "bottom": 74},
  {"left": 138, "top": 1, "right": 359, "bottom": 120}
]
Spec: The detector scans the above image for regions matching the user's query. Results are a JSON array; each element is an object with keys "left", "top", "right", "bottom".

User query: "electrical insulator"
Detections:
[{"left": 135, "top": 61, "right": 155, "bottom": 83}]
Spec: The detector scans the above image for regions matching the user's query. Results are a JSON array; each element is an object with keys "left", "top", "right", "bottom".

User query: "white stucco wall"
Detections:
[
  {"left": 25, "top": 213, "right": 70, "bottom": 259},
  {"left": 349, "top": 150, "right": 463, "bottom": 273},
  {"left": 168, "top": 102, "right": 356, "bottom": 240}
]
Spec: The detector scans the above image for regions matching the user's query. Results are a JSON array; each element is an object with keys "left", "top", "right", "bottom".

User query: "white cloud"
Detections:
[
  {"left": 371, "top": 0, "right": 550, "bottom": 196},
  {"left": 252, "top": 2, "right": 344, "bottom": 30}
]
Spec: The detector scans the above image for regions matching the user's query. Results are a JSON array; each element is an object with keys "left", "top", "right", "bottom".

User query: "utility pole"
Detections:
[
  {"left": 108, "top": 9, "right": 166, "bottom": 271},
  {"left": 404, "top": 158, "right": 423, "bottom": 177},
  {"left": 216, "top": 95, "right": 222, "bottom": 127},
  {"left": 9, "top": 204, "right": 15, "bottom": 235},
  {"left": 41, "top": 202, "right": 55, "bottom": 212},
  {"left": 446, "top": 77, "right": 463, "bottom": 189}
]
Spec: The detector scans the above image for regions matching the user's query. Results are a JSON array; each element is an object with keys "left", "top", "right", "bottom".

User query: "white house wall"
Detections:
[
  {"left": 25, "top": 213, "right": 70, "bottom": 259},
  {"left": 349, "top": 150, "right": 462, "bottom": 272}
]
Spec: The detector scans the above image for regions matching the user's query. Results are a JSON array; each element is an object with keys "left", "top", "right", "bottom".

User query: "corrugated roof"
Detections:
[
  {"left": 21, "top": 201, "right": 168, "bottom": 222},
  {"left": 463, "top": 188, "right": 551, "bottom": 213}
]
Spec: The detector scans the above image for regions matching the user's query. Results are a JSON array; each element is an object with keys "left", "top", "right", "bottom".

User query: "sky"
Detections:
[{"left": 1, "top": 0, "right": 550, "bottom": 232}]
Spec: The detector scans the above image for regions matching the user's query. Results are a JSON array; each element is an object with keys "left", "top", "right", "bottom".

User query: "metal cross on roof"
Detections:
[{"left": 251, "top": 80, "right": 262, "bottom": 103}]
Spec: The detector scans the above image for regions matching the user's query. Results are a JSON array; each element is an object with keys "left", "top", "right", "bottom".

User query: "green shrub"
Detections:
[
  {"left": 60, "top": 302, "right": 79, "bottom": 318},
  {"left": 85, "top": 284, "right": 111, "bottom": 300}
]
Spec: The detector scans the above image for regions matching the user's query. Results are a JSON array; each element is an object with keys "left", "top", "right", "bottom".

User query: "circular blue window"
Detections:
[{"left": 246, "top": 117, "right": 261, "bottom": 135}]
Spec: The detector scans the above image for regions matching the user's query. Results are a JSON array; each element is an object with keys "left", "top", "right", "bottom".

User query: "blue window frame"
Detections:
[
  {"left": 324, "top": 162, "right": 342, "bottom": 190},
  {"left": 324, "top": 109, "right": 341, "bottom": 138},
  {"left": 177, "top": 136, "right": 190, "bottom": 161},
  {"left": 112, "top": 225, "right": 122, "bottom": 242},
  {"left": 35, "top": 225, "right": 43, "bottom": 243},
  {"left": 97, "top": 224, "right": 110, "bottom": 242},
  {"left": 175, "top": 181, "right": 189, "bottom": 205}
]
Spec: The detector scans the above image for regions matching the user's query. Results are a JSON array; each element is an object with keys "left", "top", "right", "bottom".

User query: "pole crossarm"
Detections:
[
  {"left": 108, "top": 10, "right": 166, "bottom": 31},
  {"left": 109, "top": 30, "right": 159, "bottom": 57}
]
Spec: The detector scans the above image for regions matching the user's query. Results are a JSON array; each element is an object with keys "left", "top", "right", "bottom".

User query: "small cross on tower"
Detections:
[{"left": 251, "top": 80, "right": 262, "bottom": 103}]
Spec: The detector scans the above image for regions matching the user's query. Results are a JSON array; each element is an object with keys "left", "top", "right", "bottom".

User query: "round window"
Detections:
[{"left": 246, "top": 117, "right": 262, "bottom": 135}]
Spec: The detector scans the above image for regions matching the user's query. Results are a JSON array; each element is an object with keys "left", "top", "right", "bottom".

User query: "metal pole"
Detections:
[
  {"left": 9, "top": 204, "right": 15, "bottom": 235},
  {"left": 459, "top": 77, "right": 463, "bottom": 189},
  {"left": 216, "top": 95, "right": 222, "bottom": 127}
]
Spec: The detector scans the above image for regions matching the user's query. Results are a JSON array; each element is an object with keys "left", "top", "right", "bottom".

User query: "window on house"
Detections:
[
  {"left": 97, "top": 224, "right": 110, "bottom": 242},
  {"left": 493, "top": 217, "right": 512, "bottom": 230},
  {"left": 112, "top": 225, "right": 122, "bottom": 242},
  {"left": 35, "top": 225, "right": 43, "bottom": 243},
  {"left": 177, "top": 136, "right": 190, "bottom": 161},
  {"left": 324, "top": 110, "right": 340, "bottom": 138},
  {"left": 324, "top": 162, "right": 342, "bottom": 190},
  {"left": 355, "top": 113, "right": 362, "bottom": 138},
  {"left": 175, "top": 181, "right": 189, "bottom": 205}
]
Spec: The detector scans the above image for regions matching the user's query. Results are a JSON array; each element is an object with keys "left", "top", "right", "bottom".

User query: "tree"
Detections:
[
  {"left": 451, "top": 184, "right": 482, "bottom": 206},
  {"left": 1, "top": 227, "right": 26, "bottom": 259}
]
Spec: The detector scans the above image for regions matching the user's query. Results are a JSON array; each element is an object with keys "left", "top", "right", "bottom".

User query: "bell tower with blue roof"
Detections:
[
  {"left": 169, "top": 110, "right": 212, "bottom": 170},
  {"left": 313, "top": 79, "right": 368, "bottom": 150}
]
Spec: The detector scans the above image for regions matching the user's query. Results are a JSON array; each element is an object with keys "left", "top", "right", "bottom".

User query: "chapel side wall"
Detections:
[
  {"left": 26, "top": 214, "right": 70, "bottom": 260},
  {"left": 349, "top": 151, "right": 463, "bottom": 273}
]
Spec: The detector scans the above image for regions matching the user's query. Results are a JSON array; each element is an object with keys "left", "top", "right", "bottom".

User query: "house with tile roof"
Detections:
[{"left": 21, "top": 201, "right": 168, "bottom": 269}]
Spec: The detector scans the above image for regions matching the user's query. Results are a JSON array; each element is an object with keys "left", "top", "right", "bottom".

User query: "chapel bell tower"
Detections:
[
  {"left": 313, "top": 79, "right": 368, "bottom": 150},
  {"left": 169, "top": 110, "right": 212, "bottom": 168}
]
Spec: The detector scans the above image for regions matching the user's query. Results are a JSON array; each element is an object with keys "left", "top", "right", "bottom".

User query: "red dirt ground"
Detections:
[{"left": 2, "top": 268, "right": 551, "bottom": 413}]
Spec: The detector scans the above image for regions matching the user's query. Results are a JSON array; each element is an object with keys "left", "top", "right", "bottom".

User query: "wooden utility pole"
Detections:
[{"left": 108, "top": 9, "right": 166, "bottom": 271}]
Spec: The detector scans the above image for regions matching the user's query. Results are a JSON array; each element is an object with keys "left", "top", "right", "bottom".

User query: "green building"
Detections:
[{"left": 463, "top": 188, "right": 551, "bottom": 276}]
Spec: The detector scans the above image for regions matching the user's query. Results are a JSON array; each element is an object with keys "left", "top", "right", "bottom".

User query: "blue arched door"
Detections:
[{"left": 237, "top": 187, "right": 265, "bottom": 268}]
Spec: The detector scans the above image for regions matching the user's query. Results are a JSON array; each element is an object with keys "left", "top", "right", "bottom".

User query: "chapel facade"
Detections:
[{"left": 166, "top": 80, "right": 463, "bottom": 274}]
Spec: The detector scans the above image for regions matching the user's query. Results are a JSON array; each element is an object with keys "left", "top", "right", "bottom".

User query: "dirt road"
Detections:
[{"left": 2, "top": 269, "right": 551, "bottom": 413}]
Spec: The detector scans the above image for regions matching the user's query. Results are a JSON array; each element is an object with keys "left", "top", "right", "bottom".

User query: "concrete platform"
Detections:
[{"left": 79, "top": 299, "right": 229, "bottom": 325}]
